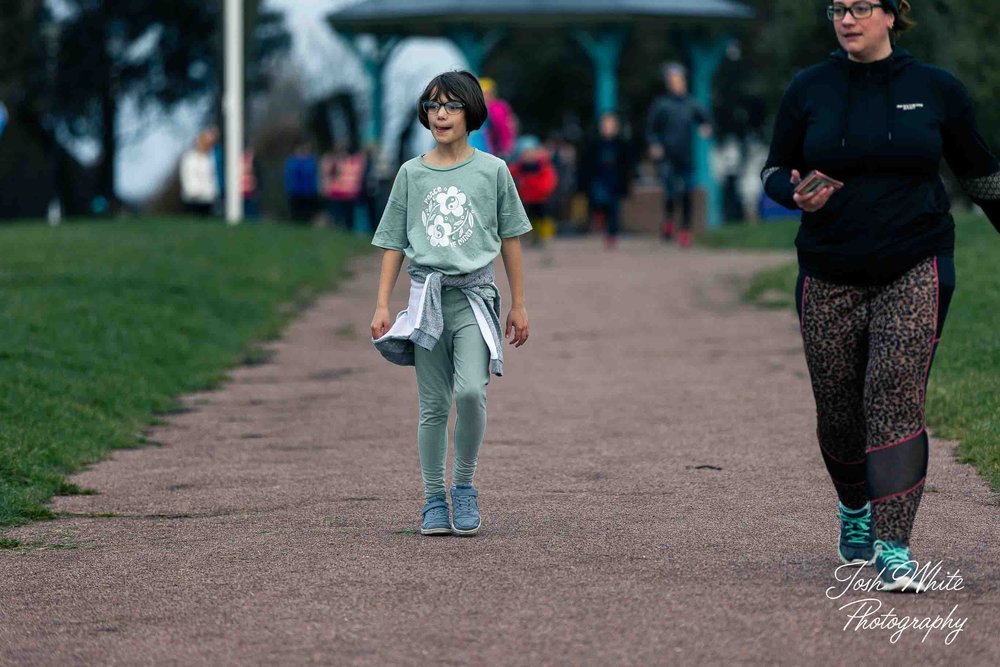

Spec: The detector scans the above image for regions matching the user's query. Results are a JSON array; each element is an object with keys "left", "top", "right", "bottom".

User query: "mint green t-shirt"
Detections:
[{"left": 371, "top": 149, "right": 532, "bottom": 275}]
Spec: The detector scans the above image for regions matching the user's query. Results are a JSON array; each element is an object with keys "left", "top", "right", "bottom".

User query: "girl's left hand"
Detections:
[{"left": 506, "top": 306, "right": 529, "bottom": 347}]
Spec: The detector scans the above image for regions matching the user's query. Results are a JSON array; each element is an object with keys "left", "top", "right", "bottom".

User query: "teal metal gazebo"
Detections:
[{"left": 328, "top": 0, "right": 754, "bottom": 229}]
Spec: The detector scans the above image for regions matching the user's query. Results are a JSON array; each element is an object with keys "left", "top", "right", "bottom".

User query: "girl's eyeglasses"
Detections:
[
  {"left": 827, "top": 2, "right": 885, "bottom": 21},
  {"left": 422, "top": 100, "right": 466, "bottom": 114}
]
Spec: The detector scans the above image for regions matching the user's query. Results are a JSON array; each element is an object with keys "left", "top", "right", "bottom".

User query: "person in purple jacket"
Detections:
[{"left": 762, "top": 0, "right": 1000, "bottom": 592}]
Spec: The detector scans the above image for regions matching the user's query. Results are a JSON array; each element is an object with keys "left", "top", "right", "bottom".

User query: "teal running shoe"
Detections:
[
  {"left": 874, "top": 540, "right": 927, "bottom": 593},
  {"left": 420, "top": 495, "right": 452, "bottom": 536},
  {"left": 450, "top": 484, "right": 481, "bottom": 536},
  {"left": 838, "top": 502, "right": 875, "bottom": 565}
]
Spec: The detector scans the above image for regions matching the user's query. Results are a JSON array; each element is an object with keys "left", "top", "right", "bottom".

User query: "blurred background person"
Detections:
[
  {"left": 179, "top": 128, "right": 219, "bottom": 217},
  {"left": 321, "top": 140, "right": 368, "bottom": 230},
  {"left": 546, "top": 133, "right": 579, "bottom": 235},
  {"left": 581, "top": 111, "right": 633, "bottom": 249},
  {"left": 284, "top": 140, "right": 320, "bottom": 224},
  {"left": 241, "top": 149, "right": 261, "bottom": 220},
  {"left": 646, "top": 62, "right": 712, "bottom": 247},
  {"left": 480, "top": 77, "right": 517, "bottom": 159},
  {"left": 509, "top": 135, "right": 559, "bottom": 246}
]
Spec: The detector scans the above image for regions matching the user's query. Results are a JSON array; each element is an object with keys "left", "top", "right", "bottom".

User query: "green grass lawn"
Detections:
[
  {"left": 0, "top": 218, "right": 370, "bottom": 538},
  {"left": 699, "top": 216, "right": 800, "bottom": 251},
  {"left": 703, "top": 215, "right": 1000, "bottom": 493}
]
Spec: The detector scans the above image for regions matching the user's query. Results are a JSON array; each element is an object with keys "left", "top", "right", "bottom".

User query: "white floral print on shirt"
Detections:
[
  {"left": 436, "top": 186, "right": 467, "bottom": 217},
  {"left": 428, "top": 215, "right": 453, "bottom": 247},
  {"left": 422, "top": 185, "right": 476, "bottom": 248}
]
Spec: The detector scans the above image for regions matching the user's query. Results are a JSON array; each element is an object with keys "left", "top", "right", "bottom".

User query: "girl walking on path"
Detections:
[
  {"left": 370, "top": 71, "right": 532, "bottom": 536},
  {"left": 762, "top": 0, "right": 1000, "bottom": 591}
]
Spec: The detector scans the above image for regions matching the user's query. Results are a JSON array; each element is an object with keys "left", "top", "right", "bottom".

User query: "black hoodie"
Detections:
[{"left": 763, "top": 48, "right": 1000, "bottom": 284}]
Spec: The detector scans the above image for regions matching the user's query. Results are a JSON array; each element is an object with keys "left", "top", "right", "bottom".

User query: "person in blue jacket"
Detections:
[{"left": 284, "top": 141, "right": 320, "bottom": 223}]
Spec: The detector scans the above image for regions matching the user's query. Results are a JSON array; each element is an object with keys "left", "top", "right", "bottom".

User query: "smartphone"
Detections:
[{"left": 794, "top": 170, "right": 844, "bottom": 196}]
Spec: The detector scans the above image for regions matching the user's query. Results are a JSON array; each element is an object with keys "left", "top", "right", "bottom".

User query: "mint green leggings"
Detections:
[{"left": 414, "top": 287, "right": 491, "bottom": 499}]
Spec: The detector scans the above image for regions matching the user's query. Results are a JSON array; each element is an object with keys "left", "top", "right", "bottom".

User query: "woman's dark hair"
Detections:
[
  {"left": 417, "top": 70, "right": 488, "bottom": 133},
  {"left": 891, "top": 0, "right": 917, "bottom": 39}
]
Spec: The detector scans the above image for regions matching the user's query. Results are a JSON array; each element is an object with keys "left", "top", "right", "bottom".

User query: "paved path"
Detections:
[{"left": 2, "top": 239, "right": 997, "bottom": 666}]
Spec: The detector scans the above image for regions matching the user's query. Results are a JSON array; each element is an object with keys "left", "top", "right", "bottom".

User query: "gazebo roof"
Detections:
[{"left": 329, "top": 0, "right": 754, "bottom": 32}]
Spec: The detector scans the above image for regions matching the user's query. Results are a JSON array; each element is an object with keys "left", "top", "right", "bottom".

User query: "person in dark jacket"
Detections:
[
  {"left": 646, "top": 62, "right": 711, "bottom": 246},
  {"left": 582, "top": 111, "right": 632, "bottom": 248},
  {"left": 762, "top": 0, "right": 1000, "bottom": 593}
]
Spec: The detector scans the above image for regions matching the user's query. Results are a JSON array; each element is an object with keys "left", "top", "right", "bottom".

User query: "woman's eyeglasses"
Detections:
[
  {"left": 422, "top": 100, "right": 466, "bottom": 114},
  {"left": 827, "top": 2, "right": 885, "bottom": 21}
]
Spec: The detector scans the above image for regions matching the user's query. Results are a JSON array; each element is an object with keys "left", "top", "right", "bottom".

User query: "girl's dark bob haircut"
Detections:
[{"left": 417, "top": 70, "right": 489, "bottom": 133}]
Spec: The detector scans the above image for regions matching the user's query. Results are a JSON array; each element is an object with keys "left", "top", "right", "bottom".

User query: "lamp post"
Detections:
[
  {"left": 224, "top": 0, "right": 244, "bottom": 224},
  {"left": 42, "top": 21, "right": 62, "bottom": 225}
]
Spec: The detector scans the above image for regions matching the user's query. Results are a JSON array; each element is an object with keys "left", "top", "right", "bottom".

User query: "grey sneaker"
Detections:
[
  {"left": 450, "top": 484, "right": 481, "bottom": 536},
  {"left": 420, "top": 495, "right": 451, "bottom": 535}
]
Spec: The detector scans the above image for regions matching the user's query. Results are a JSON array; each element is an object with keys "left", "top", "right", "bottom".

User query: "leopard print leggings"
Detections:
[{"left": 796, "top": 257, "right": 955, "bottom": 544}]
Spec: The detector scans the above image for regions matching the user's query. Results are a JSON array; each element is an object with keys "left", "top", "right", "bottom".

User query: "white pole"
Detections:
[{"left": 224, "top": 0, "right": 244, "bottom": 225}]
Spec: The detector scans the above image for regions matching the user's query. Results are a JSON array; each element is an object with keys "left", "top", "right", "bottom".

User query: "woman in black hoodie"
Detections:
[{"left": 762, "top": 0, "right": 1000, "bottom": 592}]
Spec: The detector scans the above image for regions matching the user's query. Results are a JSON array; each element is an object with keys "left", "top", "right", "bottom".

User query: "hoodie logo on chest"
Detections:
[{"left": 896, "top": 103, "right": 925, "bottom": 111}]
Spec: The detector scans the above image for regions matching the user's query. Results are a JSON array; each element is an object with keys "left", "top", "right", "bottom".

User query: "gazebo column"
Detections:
[
  {"left": 341, "top": 33, "right": 401, "bottom": 147},
  {"left": 449, "top": 28, "right": 506, "bottom": 74},
  {"left": 687, "top": 34, "right": 732, "bottom": 230},
  {"left": 338, "top": 32, "right": 399, "bottom": 232},
  {"left": 573, "top": 27, "right": 628, "bottom": 116}
]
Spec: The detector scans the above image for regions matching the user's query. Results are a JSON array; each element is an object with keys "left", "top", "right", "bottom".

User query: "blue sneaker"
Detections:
[
  {"left": 450, "top": 484, "right": 481, "bottom": 536},
  {"left": 874, "top": 540, "right": 927, "bottom": 593},
  {"left": 420, "top": 495, "right": 451, "bottom": 535},
  {"left": 838, "top": 502, "right": 875, "bottom": 565}
]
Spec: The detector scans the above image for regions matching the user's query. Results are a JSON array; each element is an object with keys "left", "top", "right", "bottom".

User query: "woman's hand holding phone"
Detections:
[{"left": 791, "top": 169, "right": 842, "bottom": 212}]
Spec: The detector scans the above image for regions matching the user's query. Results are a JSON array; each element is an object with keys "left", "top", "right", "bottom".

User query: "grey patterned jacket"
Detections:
[{"left": 372, "top": 262, "right": 505, "bottom": 376}]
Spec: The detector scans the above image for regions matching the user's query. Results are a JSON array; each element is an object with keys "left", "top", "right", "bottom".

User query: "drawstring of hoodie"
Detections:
[
  {"left": 841, "top": 79, "right": 852, "bottom": 147},
  {"left": 841, "top": 55, "right": 897, "bottom": 148},
  {"left": 842, "top": 0, "right": 900, "bottom": 147},
  {"left": 887, "top": 73, "right": 895, "bottom": 143}
]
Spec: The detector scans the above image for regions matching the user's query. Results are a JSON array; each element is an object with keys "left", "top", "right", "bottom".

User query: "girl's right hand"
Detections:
[
  {"left": 790, "top": 169, "right": 835, "bottom": 213},
  {"left": 371, "top": 307, "right": 392, "bottom": 340}
]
